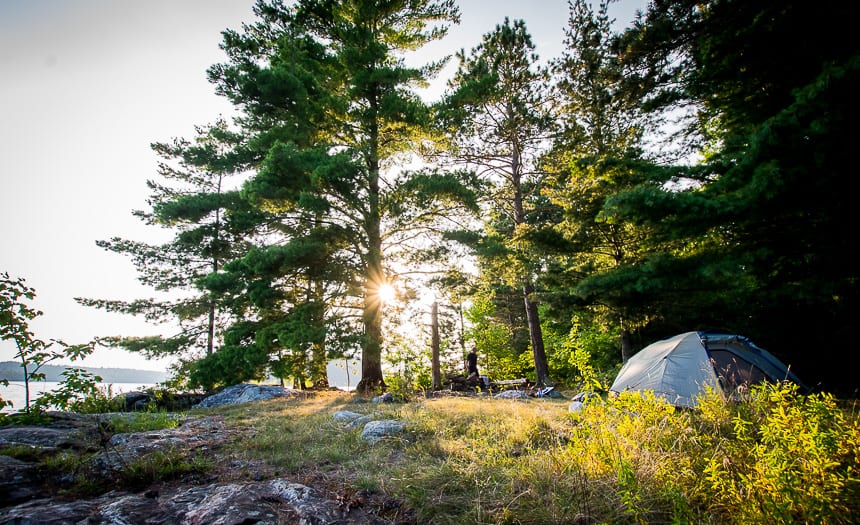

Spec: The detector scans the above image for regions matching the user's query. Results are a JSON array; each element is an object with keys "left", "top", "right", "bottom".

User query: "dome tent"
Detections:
[{"left": 609, "top": 331, "right": 806, "bottom": 408}]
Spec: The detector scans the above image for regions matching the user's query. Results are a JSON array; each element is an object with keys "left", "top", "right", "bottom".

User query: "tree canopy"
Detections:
[{"left": 79, "top": 0, "right": 860, "bottom": 397}]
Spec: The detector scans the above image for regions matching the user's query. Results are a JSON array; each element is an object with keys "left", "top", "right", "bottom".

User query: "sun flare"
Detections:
[{"left": 377, "top": 283, "right": 396, "bottom": 303}]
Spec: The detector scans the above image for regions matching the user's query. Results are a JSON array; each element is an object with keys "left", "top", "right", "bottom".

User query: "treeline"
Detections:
[
  {"left": 0, "top": 361, "right": 167, "bottom": 384},
  {"left": 76, "top": 0, "right": 859, "bottom": 396}
]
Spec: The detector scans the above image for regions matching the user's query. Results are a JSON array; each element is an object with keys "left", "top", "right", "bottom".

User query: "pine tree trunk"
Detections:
[
  {"left": 206, "top": 301, "right": 215, "bottom": 356},
  {"left": 357, "top": 125, "right": 385, "bottom": 394},
  {"left": 357, "top": 284, "right": 385, "bottom": 393},
  {"left": 620, "top": 323, "right": 633, "bottom": 363},
  {"left": 524, "top": 282, "right": 551, "bottom": 387},
  {"left": 309, "top": 277, "right": 329, "bottom": 388},
  {"left": 431, "top": 301, "right": 441, "bottom": 390}
]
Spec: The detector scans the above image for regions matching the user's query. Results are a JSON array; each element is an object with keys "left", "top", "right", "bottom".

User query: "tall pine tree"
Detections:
[
  {"left": 541, "top": 0, "right": 653, "bottom": 364},
  {"left": 207, "top": 0, "right": 466, "bottom": 393},
  {"left": 603, "top": 0, "right": 860, "bottom": 393},
  {"left": 77, "top": 119, "right": 261, "bottom": 383},
  {"left": 440, "top": 18, "right": 557, "bottom": 387}
]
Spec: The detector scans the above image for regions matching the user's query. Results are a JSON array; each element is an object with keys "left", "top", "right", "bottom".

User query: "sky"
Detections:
[{"left": 0, "top": 0, "right": 646, "bottom": 372}]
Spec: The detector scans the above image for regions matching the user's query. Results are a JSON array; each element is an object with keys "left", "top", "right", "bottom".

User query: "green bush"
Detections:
[
  {"left": 559, "top": 383, "right": 860, "bottom": 524},
  {"left": 33, "top": 371, "right": 125, "bottom": 414},
  {"left": 385, "top": 374, "right": 414, "bottom": 402},
  {"left": 562, "top": 390, "right": 700, "bottom": 522},
  {"left": 701, "top": 382, "right": 860, "bottom": 524}
]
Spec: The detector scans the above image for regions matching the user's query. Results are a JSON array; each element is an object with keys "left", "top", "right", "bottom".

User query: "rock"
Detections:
[
  {"left": 90, "top": 410, "right": 185, "bottom": 428},
  {"left": 360, "top": 419, "right": 405, "bottom": 444},
  {"left": 1, "top": 480, "right": 387, "bottom": 524},
  {"left": 494, "top": 390, "right": 530, "bottom": 400},
  {"left": 0, "top": 425, "right": 89, "bottom": 451},
  {"left": 0, "top": 391, "right": 408, "bottom": 524},
  {"left": 0, "top": 455, "right": 43, "bottom": 505},
  {"left": 371, "top": 392, "right": 394, "bottom": 404},
  {"left": 332, "top": 410, "right": 365, "bottom": 422},
  {"left": 345, "top": 415, "right": 374, "bottom": 430},
  {"left": 0, "top": 413, "right": 240, "bottom": 509},
  {"left": 92, "top": 416, "right": 234, "bottom": 473},
  {"left": 160, "top": 392, "right": 208, "bottom": 410},
  {"left": 180, "top": 480, "right": 367, "bottom": 524},
  {"left": 333, "top": 410, "right": 376, "bottom": 430},
  {"left": 120, "top": 390, "right": 156, "bottom": 411},
  {"left": 568, "top": 391, "right": 598, "bottom": 412},
  {"left": 195, "top": 383, "right": 302, "bottom": 408},
  {"left": 0, "top": 497, "right": 101, "bottom": 524}
]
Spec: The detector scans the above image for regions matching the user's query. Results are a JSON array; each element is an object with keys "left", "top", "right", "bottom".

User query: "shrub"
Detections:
[
  {"left": 385, "top": 374, "right": 414, "bottom": 402},
  {"left": 1, "top": 272, "right": 97, "bottom": 414},
  {"left": 563, "top": 390, "right": 701, "bottom": 522},
  {"left": 32, "top": 369, "right": 125, "bottom": 414},
  {"left": 701, "top": 382, "right": 860, "bottom": 524}
]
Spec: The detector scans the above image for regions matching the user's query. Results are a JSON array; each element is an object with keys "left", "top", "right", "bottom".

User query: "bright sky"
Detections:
[{"left": 0, "top": 0, "right": 645, "bottom": 372}]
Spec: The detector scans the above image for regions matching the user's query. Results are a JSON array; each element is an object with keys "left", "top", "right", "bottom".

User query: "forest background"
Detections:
[{"left": 3, "top": 0, "right": 858, "bottom": 398}]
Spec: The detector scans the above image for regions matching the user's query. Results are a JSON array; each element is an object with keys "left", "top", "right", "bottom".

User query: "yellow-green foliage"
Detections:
[
  {"left": 701, "top": 382, "right": 860, "bottom": 524},
  {"left": 206, "top": 388, "right": 859, "bottom": 525},
  {"left": 562, "top": 384, "right": 860, "bottom": 524},
  {"left": 563, "top": 390, "right": 701, "bottom": 523},
  {"left": 385, "top": 374, "right": 415, "bottom": 402}
]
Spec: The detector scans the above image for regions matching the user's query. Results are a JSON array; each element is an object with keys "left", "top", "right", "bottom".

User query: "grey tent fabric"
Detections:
[{"left": 610, "top": 331, "right": 804, "bottom": 408}]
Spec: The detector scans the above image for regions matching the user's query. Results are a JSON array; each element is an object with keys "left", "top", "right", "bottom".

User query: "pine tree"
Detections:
[
  {"left": 207, "top": 0, "right": 467, "bottom": 393},
  {"left": 440, "top": 18, "right": 556, "bottom": 386},
  {"left": 605, "top": 0, "right": 860, "bottom": 393},
  {"left": 542, "top": 0, "right": 653, "bottom": 364},
  {"left": 77, "top": 119, "right": 261, "bottom": 381}
]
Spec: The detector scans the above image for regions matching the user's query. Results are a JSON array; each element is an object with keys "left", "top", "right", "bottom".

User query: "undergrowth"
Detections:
[
  {"left": 4, "top": 381, "right": 854, "bottom": 522},
  {"left": 120, "top": 448, "right": 212, "bottom": 488},
  {"left": 207, "top": 384, "right": 859, "bottom": 524},
  {"left": 104, "top": 410, "right": 182, "bottom": 433}
]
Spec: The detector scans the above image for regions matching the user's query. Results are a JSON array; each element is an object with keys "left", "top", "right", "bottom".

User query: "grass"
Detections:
[
  {"left": 120, "top": 447, "right": 212, "bottom": 488},
  {"left": 193, "top": 384, "right": 859, "bottom": 525},
  {"left": 0, "top": 407, "right": 195, "bottom": 498},
  {"left": 100, "top": 410, "right": 183, "bottom": 433},
  {"left": 3, "top": 384, "right": 856, "bottom": 523}
]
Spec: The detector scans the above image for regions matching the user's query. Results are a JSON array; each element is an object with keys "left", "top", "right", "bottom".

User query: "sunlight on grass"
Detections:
[{"left": 199, "top": 386, "right": 859, "bottom": 524}]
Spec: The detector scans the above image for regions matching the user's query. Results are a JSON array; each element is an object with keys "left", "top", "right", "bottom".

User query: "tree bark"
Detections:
[
  {"left": 620, "top": 320, "right": 633, "bottom": 363},
  {"left": 523, "top": 282, "right": 551, "bottom": 387},
  {"left": 512, "top": 140, "right": 551, "bottom": 387},
  {"left": 356, "top": 120, "right": 386, "bottom": 394},
  {"left": 431, "top": 301, "right": 441, "bottom": 390}
]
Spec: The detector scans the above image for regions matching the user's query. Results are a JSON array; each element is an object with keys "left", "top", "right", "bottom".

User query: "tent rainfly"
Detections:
[{"left": 609, "top": 331, "right": 806, "bottom": 408}]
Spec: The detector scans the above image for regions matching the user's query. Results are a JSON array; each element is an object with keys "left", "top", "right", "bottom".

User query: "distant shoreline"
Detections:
[
  {"left": 0, "top": 361, "right": 168, "bottom": 384},
  {"left": 1, "top": 381, "right": 159, "bottom": 414}
]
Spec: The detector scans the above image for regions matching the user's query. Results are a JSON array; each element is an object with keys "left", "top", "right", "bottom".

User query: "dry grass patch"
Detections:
[{"left": 194, "top": 386, "right": 859, "bottom": 525}]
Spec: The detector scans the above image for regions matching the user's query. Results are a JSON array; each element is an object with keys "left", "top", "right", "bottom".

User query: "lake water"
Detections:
[
  {"left": 1, "top": 381, "right": 156, "bottom": 413},
  {"left": 2, "top": 360, "right": 362, "bottom": 413},
  {"left": 1, "top": 378, "right": 357, "bottom": 413}
]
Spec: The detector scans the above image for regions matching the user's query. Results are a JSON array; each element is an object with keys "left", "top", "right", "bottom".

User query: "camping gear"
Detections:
[
  {"left": 568, "top": 391, "right": 599, "bottom": 412},
  {"left": 609, "top": 331, "right": 805, "bottom": 407}
]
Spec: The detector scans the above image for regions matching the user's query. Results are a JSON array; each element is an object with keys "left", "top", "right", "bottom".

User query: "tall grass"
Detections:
[{"left": 205, "top": 386, "right": 859, "bottom": 524}]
